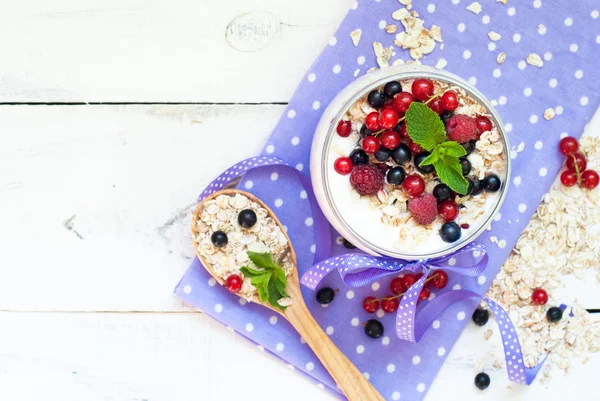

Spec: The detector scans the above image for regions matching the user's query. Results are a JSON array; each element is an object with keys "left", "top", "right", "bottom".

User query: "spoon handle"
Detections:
[{"left": 284, "top": 285, "right": 385, "bottom": 401}]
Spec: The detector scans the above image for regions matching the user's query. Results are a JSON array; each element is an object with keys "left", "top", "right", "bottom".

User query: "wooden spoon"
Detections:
[{"left": 192, "top": 189, "right": 385, "bottom": 401}]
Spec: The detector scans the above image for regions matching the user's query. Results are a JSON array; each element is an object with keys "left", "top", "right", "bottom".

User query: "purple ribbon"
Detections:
[{"left": 301, "top": 243, "right": 550, "bottom": 385}]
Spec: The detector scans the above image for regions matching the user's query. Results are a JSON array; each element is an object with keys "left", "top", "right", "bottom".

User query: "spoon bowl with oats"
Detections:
[{"left": 192, "top": 189, "right": 384, "bottom": 401}]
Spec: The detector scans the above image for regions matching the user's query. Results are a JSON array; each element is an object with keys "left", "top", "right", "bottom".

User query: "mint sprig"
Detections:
[
  {"left": 240, "top": 251, "right": 289, "bottom": 310},
  {"left": 405, "top": 102, "right": 470, "bottom": 195}
]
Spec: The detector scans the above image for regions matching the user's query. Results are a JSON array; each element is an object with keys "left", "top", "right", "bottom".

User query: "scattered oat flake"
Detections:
[
  {"left": 527, "top": 53, "right": 544, "bottom": 68},
  {"left": 496, "top": 0, "right": 507, "bottom": 4},
  {"left": 467, "top": 2, "right": 482, "bottom": 14},
  {"left": 373, "top": 42, "right": 394, "bottom": 68},
  {"left": 392, "top": 59, "right": 406, "bottom": 66},
  {"left": 544, "top": 108, "right": 556, "bottom": 121},
  {"left": 385, "top": 24, "right": 398, "bottom": 34},
  {"left": 497, "top": 52, "right": 506, "bottom": 64},
  {"left": 488, "top": 31, "right": 502, "bottom": 41},
  {"left": 399, "top": 0, "right": 412, "bottom": 10},
  {"left": 350, "top": 29, "right": 362, "bottom": 47},
  {"left": 392, "top": 7, "right": 442, "bottom": 61},
  {"left": 435, "top": 58, "right": 447, "bottom": 69}
]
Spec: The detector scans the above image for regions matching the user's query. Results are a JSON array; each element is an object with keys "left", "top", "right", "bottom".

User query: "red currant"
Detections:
[
  {"left": 380, "top": 108, "right": 399, "bottom": 130},
  {"left": 381, "top": 296, "right": 399, "bottom": 313},
  {"left": 531, "top": 288, "right": 548, "bottom": 305},
  {"left": 438, "top": 200, "right": 459, "bottom": 222},
  {"left": 415, "top": 273, "right": 424, "bottom": 282},
  {"left": 428, "top": 97, "right": 445, "bottom": 115},
  {"left": 226, "top": 274, "right": 243, "bottom": 293},
  {"left": 558, "top": 136, "right": 579, "bottom": 156},
  {"left": 401, "top": 274, "right": 417, "bottom": 289},
  {"left": 582, "top": 170, "right": 599, "bottom": 190},
  {"left": 337, "top": 120, "right": 352, "bottom": 137},
  {"left": 362, "top": 296, "right": 380, "bottom": 313},
  {"left": 362, "top": 136, "right": 381, "bottom": 154},
  {"left": 566, "top": 152, "right": 587, "bottom": 173},
  {"left": 441, "top": 90, "right": 459, "bottom": 111},
  {"left": 429, "top": 270, "right": 449, "bottom": 289},
  {"left": 475, "top": 116, "right": 492, "bottom": 134},
  {"left": 390, "top": 277, "right": 407, "bottom": 295},
  {"left": 380, "top": 130, "right": 401, "bottom": 150},
  {"left": 560, "top": 170, "right": 578, "bottom": 187},
  {"left": 461, "top": 223, "right": 470, "bottom": 229},
  {"left": 334, "top": 157, "right": 353, "bottom": 175},
  {"left": 365, "top": 112, "right": 381, "bottom": 131},
  {"left": 403, "top": 174, "right": 426, "bottom": 197},
  {"left": 399, "top": 123, "right": 409, "bottom": 138},
  {"left": 419, "top": 287, "right": 431, "bottom": 301},
  {"left": 392, "top": 91, "right": 415, "bottom": 113},
  {"left": 412, "top": 78, "right": 435, "bottom": 102},
  {"left": 408, "top": 141, "right": 423, "bottom": 154}
]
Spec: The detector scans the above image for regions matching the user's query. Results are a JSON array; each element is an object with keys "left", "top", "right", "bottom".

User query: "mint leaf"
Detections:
[
  {"left": 418, "top": 148, "right": 440, "bottom": 166},
  {"left": 240, "top": 266, "right": 264, "bottom": 278},
  {"left": 438, "top": 141, "right": 467, "bottom": 158},
  {"left": 434, "top": 155, "right": 470, "bottom": 194},
  {"left": 405, "top": 102, "right": 446, "bottom": 151},
  {"left": 250, "top": 273, "right": 270, "bottom": 303},
  {"left": 247, "top": 251, "right": 279, "bottom": 270}
]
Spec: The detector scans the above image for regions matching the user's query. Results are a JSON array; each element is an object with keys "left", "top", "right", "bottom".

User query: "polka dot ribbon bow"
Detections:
[{"left": 301, "top": 243, "right": 552, "bottom": 386}]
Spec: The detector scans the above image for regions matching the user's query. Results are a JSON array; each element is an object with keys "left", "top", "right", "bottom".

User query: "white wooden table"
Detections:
[{"left": 2, "top": 1, "right": 599, "bottom": 400}]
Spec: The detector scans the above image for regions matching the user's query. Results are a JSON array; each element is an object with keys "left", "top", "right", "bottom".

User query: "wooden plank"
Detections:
[
  {"left": 0, "top": 0, "right": 349, "bottom": 103},
  {"left": 1, "top": 105, "right": 599, "bottom": 312},
  {"left": 0, "top": 311, "right": 597, "bottom": 400}
]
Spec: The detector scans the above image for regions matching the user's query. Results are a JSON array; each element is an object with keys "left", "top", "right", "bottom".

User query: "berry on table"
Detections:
[
  {"left": 582, "top": 170, "right": 599, "bottom": 190},
  {"left": 401, "top": 274, "right": 417, "bottom": 289},
  {"left": 350, "top": 148, "right": 369, "bottom": 165},
  {"left": 474, "top": 372, "right": 491, "bottom": 390},
  {"left": 226, "top": 274, "right": 243, "bottom": 293},
  {"left": 438, "top": 200, "right": 459, "bottom": 222},
  {"left": 334, "top": 157, "right": 353, "bottom": 175},
  {"left": 472, "top": 308, "right": 489, "bottom": 326},
  {"left": 446, "top": 114, "right": 478, "bottom": 143},
  {"left": 408, "top": 140, "right": 423, "bottom": 154},
  {"left": 441, "top": 90, "right": 459, "bottom": 111},
  {"left": 380, "top": 109, "right": 399, "bottom": 130},
  {"left": 391, "top": 143, "right": 412, "bottom": 165},
  {"left": 350, "top": 164, "right": 384, "bottom": 195},
  {"left": 238, "top": 209, "right": 258, "bottom": 228},
  {"left": 392, "top": 91, "right": 415, "bottom": 113},
  {"left": 547, "top": 307, "right": 563, "bottom": 323},
  {"left": 475, "top": 116, "right": 492, "bottom": 134},
  {"left": 460, "top": 158, "right": 472, "bottom": 175},
  {"left": 412, "top": 78, "right": 435, "bottom": 102},
  {"left": 211, "top": 231, "right": 228, "bottom": 247},
  {"left": 337, "top": 120, "right": 352, "bottom": 137},
  {"left": 429, "top": 270, "right": 449, "bottom": 289},
  {"left": 403, "top": 174, "right": 426, "bottom": 197},
  {"left": 428, "top": 97, "right": 445, "bottom": 115},
  {"left": 365, "top": 111, "right": 381, "bottom": 131},
  {"left": 375, "top": 147, "right": 391, "bottom": 162},
  {"left": 408, "top": 194, "right": 438, "bottom": 225},
  {"left": 483, "top": 174, "right": 502, "bottom": 192},
  {"left": 433, "top": 183, "right": 452, "bottom": 201},
  {"left": 387, "top": 166, "right": 406, "bottom": 185},
  {"left": 362, "top": 136, "right": 381, "bottom": 154},
  {"left": 558, "top": 136, "right": 579, "bottom": 156},
  {"left": 560, "top": 170, "right": 578, "bottom": 187},
  {"left": 381, "top": 296, "right": 400, "bottom": 313},
  {"left": 440, "top": 222, "right": 461, "bottom": 243},
  {"left": 419, "top": 287, "right": 431, "bottom": 301},
  {"left": 566, "top": 152, "right": 587, "bottom": 173},
  {"left": 380, "top": 130, "right": 401, "bottom": 150},
  {"left": 414, "top": 152, "right": 436, "bottom": 174},
  {"left": 365, "top": 319, "right": 384, "bottom": 339},
  {"left": 367, "top": 90, "right": 386, "bottom": 108},
  {"left": 390, "top": 277, "right": 407, "bottom": 295},
  {"left": 531, "top": 288, "right": 548, "bottom": 305},
  {"left": 342, "top": 238, "right": 356, "bottom": 249},
  {"left": 362, "top": 296, "right": 380, "bottom": 313},
  {"left": 316, "top": 287, "right": 335, "bottom": 304},
  {"left": 384, "top": 81, "right": 403, "bottom": 98}
]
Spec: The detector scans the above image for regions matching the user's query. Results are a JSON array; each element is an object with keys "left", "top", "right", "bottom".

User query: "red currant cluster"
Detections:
[
  {"left": 361, "top": 270, "right": 449, "bottom": 314},
  {"left": 558, "top": 137, "right": 599, "bottom": 190}
]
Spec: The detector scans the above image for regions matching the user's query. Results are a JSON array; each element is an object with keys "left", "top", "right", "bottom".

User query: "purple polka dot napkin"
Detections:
[{"left": 175, "top": 1, "right": 600, "bottom": 400}]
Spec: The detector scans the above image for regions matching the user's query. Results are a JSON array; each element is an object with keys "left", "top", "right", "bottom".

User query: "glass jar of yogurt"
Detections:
[{"left": 310, "top": 65, "right": 510, "bottom": 260}]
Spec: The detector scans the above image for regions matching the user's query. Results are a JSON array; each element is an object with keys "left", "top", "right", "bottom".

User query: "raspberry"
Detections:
[
  {"left": 446, "top": 115, "right": 478, "bottom": 143},
  {"left": 350, "top": 164, "right": 384, "bottom": 196},
  {"left": 408, "top": 193, "right": 438, "bottom": 225}
]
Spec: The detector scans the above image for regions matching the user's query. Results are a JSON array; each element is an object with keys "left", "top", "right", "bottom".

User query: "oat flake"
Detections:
[
  {"left": 350, "top": 29, "right": 362, "bottom": 47},
  {"left": 467, "top": 2, "right": 482, "bottom": 14}
]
